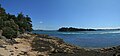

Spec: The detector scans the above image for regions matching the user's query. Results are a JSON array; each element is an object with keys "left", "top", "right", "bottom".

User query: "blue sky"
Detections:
[{"left": 0, "top": 0, "right": 120, "bottom": 30}]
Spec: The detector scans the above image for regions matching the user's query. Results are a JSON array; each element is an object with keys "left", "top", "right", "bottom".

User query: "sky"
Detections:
[{"left": 0, "top": 0, "right": 120, "bottom": 30}]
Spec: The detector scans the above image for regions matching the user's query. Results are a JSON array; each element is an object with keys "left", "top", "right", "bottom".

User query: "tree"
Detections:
[
  {"left": 0, "top": 4, "right": 33, "bottom": 39},
  {"left": 3, "top": 19, "right": 19, "bottom": 31},
  {"left": 17, "top": 13, "right": 33, "bottom": 33},
  {"left": 0, "top": 18, "right": 4, "bottom": 29},
  {"left": 24, "top": 15, "right": 33, "bottom": 32},
  {"left": 0, "top": 5, "right": 6, "bottom": 14}
]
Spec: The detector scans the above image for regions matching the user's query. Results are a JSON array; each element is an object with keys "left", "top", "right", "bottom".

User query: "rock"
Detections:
[
  {"left": 0, "top": 54, "right": 3, "bottom": 56},
  {"left": 11, "top": 53, "right": 14, "bottom": 55},
  {"left": 0, "top": 30, "right": 7, "bottom": 40},
  {"left": 17, "top": 55, "right": 20, "bottom": 56},
  {"left": 0, "top": 39, "right": 8, "bottom": 45},
  {"left": 10, "top": 50, "right": 14, "bottom": 52},
  {"left": 54, "top": 49, "right": 58, "bottom": 53},
  {"left": 17, "top": 33, "right": 31, "bottom": 38},
  {"left": 115, "top": 53, "right": 120, "bottom": 56},
  {"left": 19, "top": 51, "right": 28, "bottom": 55},
  {"left": 14, "top": 47, "right": 18, "bottom": 49},
  {"left": 0, "top": 30, "right": 3, "bottom": 36},
  {"left": 0, "top": 36, "right": 7, "bottom": 40}
]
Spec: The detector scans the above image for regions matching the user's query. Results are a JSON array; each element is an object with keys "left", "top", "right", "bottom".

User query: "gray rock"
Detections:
[
  {"left": 0, "top": 30, "right": 3, "bottom": 36},
  {"left": 0, "top": 36, "right": 7, "bottom": 40},
  {"left": 0, "top": 30, "right": 7, "bottom": 40}
]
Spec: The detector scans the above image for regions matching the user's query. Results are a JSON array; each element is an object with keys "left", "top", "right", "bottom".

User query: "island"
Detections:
[
  {"left": 58, "top": 27, "right": 96, "bottom": 32},
  {"left": 58, "top": 27, "right": 120, "bottom": 32}
]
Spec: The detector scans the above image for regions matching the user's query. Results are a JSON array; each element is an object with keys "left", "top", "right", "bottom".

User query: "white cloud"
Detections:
[{"left": 39, "top": 21, "right": 43, "bottom": 24}]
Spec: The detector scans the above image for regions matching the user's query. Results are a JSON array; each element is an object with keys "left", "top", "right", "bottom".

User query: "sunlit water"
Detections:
[{"left": 32, "top": 30, "right": 120, "bottom": 48}]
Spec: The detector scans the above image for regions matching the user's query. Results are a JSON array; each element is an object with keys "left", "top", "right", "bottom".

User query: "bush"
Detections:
[{"left": 2, "top": 27, "right": 17, "bottom": 39}]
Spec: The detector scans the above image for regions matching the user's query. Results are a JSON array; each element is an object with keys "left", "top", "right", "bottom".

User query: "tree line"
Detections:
[
  {"left": 0, "top": 4, "right": 32, "bottom": 39},
  {"left": 58, "top": 27, "right": 96, "bottom": 32}
]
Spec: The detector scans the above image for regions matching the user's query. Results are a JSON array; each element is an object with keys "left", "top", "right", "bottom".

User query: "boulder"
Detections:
[
  {"left": 0, "top": 30, "right": 3, "bottom": 36},
  {"left": 0, "top": 30, "right": 7, "bottom": 40},
  {"left": 0, "top": 36, "right": 7, "bottom": 40}
]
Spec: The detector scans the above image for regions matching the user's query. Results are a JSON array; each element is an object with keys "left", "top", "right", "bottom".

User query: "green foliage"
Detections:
[
  {"left": 0, "top": 4, "right": 33, "bottom": 38},
  {"left": 3, "top": 19, "right": 19, "bottom": 31},
  {"left": 0, "top": 18, "right": 4, "bottom": 29},
  {"left": 2, "top": 27, "right": 17, "bottom": 39},
  {"left": 16, "top": 13, "right": 33, "bottom": 33}
]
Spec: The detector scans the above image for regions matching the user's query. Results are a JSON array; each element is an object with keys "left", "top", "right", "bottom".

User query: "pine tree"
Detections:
[{"left": 0, "top": 4, "right": 33, "bottom": 39}]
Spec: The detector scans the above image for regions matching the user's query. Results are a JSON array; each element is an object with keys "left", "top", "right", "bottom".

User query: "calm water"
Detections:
[{"left": 32, "top": 30, "right": 120, "bottom": 48}]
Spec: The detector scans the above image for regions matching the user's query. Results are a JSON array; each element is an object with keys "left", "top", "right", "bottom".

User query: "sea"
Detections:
[{"left": 32, "top": 30, "right": 120, "bottom": 48}]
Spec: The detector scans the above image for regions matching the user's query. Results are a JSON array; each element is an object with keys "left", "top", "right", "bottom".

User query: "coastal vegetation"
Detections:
[{"left": 0, "top": 4, "right": 32, "bottom": 39}]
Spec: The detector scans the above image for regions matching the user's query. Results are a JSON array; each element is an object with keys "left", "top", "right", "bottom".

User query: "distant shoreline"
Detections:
[{"left": 33, "top": 28, "right": 120, "bottom": 32}]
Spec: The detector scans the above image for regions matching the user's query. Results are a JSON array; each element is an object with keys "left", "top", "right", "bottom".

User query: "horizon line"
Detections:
[{"left": 33, "top": 27, "right": 120, "bottom": 30}]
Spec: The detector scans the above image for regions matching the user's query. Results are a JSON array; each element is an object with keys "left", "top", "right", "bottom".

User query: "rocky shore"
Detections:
[{"left": 0, "top": 33, "right": 120, "bottom": 56}]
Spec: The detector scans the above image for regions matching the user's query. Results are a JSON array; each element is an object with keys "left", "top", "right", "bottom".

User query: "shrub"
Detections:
[{"left": 2, "top": 27, "right": 17, "bottom": 39}]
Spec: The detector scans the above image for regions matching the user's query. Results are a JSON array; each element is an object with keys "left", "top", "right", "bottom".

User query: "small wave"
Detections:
[
  {"left": 100, "top": 31, "right": 120, "bottom": 34},
  {"left": 61, "top": 32, "right": 84, "bottom": 34},
  {"left": 60, "top": 31, "right": 120, "bottom": 35}
]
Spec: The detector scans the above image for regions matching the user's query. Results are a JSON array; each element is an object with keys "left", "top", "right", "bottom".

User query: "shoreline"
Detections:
[
  {"left": 32, "top": 30, "right": 120, "bottom": 49},
  {"left": 0, "top": 33, "right": 119, "bottom": 56},
  {"left": 34, "top": 34, "right": 120, "bottom": 56}
]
